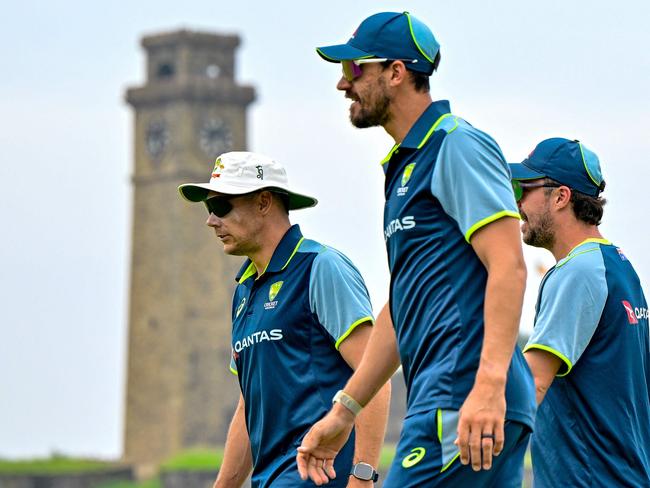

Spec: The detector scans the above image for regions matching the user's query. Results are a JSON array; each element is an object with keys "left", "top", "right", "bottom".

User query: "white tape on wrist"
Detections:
[{"left": 332, "top": 390, "right": 363, "bottom": 417}]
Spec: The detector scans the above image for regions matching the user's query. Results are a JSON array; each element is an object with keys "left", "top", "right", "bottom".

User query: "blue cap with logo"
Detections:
[
  {"left": 316, "top": 11, "right": 440, "bottom": 75},
  {"left": 509, "top": 138, "right": 604, "bottom": 197}
]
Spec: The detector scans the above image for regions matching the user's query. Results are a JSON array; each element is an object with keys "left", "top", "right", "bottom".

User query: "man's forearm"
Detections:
[
  {"left": 214, "top": 396, "right": 253, "bottom": 488},
  {"left": 343, "top": 303, "right": 401, "bottom": 406},
  {"left": 477, "top": 257, "right": 526, "bottom": 386},
  {"left": 353, "top": 380, "right": 391, "bottom": 468}
]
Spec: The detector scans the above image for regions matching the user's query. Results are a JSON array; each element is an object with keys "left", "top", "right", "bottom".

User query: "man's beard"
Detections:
[
  {"left": 350, "top": 78, "right": 392, "bottom": 128},
  {"left": 522, "top": 209, "right": 556, "bottom": 249}
]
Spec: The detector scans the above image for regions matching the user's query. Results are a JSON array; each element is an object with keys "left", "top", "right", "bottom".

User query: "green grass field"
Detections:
[{"left": 0, "top": 455, "right": 115, "bottom": 474}]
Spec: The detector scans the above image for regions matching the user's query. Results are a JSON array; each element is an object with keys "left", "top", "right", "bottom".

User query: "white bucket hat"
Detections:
[{"left": 178, "top": 151, "right": 317, "bottom": 210}]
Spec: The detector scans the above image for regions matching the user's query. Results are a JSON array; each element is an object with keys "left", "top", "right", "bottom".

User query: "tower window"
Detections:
[{"left": 156, "top": 62, "right": 175, "bottom": 79}]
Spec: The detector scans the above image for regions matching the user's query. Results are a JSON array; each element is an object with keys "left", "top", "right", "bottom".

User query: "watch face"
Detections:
[
  {"left": 199, "top": 118, "right": 232, "bottom": 158},
  {"left": 145, "top": 121, "right": 169, "bottom": 161},
  {"left": 352, "top": 463, "right": 375, "bottom": 481}
]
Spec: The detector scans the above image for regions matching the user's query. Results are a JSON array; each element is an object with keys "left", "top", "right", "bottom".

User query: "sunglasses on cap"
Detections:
[
  {"left": 341, "top": 58, "right": 419, "bottom": 81},
  {"left": 512, "top": 181, "right": 562, "bottom": 202},
  {"left": 204, "top": 190, "right": 290, "bottom": 218}
]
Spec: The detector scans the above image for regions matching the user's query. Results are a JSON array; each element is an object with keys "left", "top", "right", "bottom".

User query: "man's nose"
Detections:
[
  {"left": 336, "top": 76, "right": 352, "bottom": 91},
  {"left": 206, "top": 212, "right": 221, "bottom": 227}
]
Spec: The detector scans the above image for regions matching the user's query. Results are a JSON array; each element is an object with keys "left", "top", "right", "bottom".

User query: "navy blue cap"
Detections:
[
  {"left": 316, "top": 12, "right": 440, "bottom": 75},
  {"left": 509, "top": 138, "right": 604, "bottom": 197}
]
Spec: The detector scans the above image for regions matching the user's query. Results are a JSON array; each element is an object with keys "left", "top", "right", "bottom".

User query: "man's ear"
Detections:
[
  {"left": 554, "top": 186, "right": 572, "bottom": 210},
  {"left": 257, "top": 191, "right": 273, "bottom": 215},
  {"left": 388, "top": 60, "right": 409, "bottom": 87}
]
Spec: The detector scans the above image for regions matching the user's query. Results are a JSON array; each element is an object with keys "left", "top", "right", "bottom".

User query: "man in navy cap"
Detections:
[
  {"left": 510, "top": 138, "right": 650, "bottom": 486},
  {"left": 297, "top": 11, "right": 536, "bottom": 487}
]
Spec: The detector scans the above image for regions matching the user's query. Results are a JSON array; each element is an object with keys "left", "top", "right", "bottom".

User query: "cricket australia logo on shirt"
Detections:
[
  {"left": 264, "top": 281, "right": 283, "bottom": 310},
  {"left": 397, "top": 163, "right": 416, "bottom": 196}
]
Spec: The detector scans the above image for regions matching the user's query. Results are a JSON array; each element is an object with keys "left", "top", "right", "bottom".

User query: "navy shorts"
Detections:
[{"left": 383, "top": 409, "right": 530, "bottom": 487}]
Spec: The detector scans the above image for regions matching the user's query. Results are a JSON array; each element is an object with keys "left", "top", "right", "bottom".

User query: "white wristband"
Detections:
[{"left": 332, "top": 390, "right": 363, "bottom": 417}]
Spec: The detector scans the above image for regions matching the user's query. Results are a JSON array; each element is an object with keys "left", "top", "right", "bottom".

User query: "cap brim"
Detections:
[
  {"left": 509, "top": 162, "right": 546, "bottom": 181},
  {"left": 316, "top": 44, "right": 372, "bottom": 62},
  {"left": 286, "top": 192, "right": 318, "bottom": 211},
  {"left": 178, "top": 183, "right": 318, "bottom": 211}
]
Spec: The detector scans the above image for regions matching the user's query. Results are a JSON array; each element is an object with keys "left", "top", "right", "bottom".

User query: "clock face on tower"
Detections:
[
  {"left": 199, "top": 118, "right": 232, "bottom": 158},
  {"left": 145, "top": 120, "right": 169, "bottom": 162}
]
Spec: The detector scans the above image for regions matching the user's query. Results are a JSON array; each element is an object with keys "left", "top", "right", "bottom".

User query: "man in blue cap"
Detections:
[
  {"left": 297, "top": 11, "right": 536, "bottom": 487},
  {"left": 510, "top": 138, "right": 650, "bottom": 486}
]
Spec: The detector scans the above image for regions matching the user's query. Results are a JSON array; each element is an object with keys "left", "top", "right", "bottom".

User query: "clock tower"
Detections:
[{"left": 123, "top": 29, "right": 255, "bottom": 470}]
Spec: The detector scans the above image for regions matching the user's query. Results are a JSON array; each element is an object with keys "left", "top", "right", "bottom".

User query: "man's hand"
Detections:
[
  {"left": 455, "top": 377, "right": 506, "bottom": 471},
  {"left": 296, "top": 404, "right": 355, "bottom": 485}
]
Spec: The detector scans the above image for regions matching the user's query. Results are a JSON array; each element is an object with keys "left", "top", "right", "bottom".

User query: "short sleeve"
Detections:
[
  {"left": 431, "top": 123, "right": 520, "bottom": 242},
  {"left": 309, "top": 248, "right": 374, "bottom": 350},
  {"left": 524, "top": 248, "right": 608, "bottom": 376}
]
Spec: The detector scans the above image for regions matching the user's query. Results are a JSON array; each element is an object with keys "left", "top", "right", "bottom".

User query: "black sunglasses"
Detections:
[
  {"left": 204, "top": 195, "right": 238, "bottom": 218},
  {"left": 204, "top": 190, "right": 289, "bottom": 218},
  {"left": 512, "top": 181, "right": 562, "bottom": 202}
]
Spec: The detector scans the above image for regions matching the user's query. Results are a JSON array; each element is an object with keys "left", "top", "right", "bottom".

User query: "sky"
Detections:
[{"left": 1, "top": 0, "right": 649, "bottom": 459}]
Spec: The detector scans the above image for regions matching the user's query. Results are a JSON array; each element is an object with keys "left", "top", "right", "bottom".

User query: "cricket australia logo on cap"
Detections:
[
  {"left": 264, "top": 281, "right": 283, "bottom": 310},
  {"left": 211, "top": 157, "right": 225, "bottom": 178},
  {"left": 397, "top": 163, "right": 416, "bottom": 196}
]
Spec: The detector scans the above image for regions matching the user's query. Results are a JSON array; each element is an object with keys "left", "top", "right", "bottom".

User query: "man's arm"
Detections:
[
  {"left": 524, "top": 349, "right": 562, "bottom": 405},
  {"left": 455, "top": 217, "right": 527, "bottom": 472},
  {"left": 297, "top": 303, "right": 399, "bottom": 485},
  {"left": 213, "top": 394, "right": 253, "bottom": 488},
  {"left": 338, "top": 322, "right": 391, "bottom": 488}
]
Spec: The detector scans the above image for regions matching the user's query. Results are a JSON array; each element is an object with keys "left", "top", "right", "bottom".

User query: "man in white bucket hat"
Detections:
[{"left": 179, "top": 151, "right": 390, "bottom": 488}]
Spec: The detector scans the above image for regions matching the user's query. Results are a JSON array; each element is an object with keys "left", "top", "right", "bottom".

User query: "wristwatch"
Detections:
[{"left": 350, "top": 462, "right": 379, "bottom": 482}]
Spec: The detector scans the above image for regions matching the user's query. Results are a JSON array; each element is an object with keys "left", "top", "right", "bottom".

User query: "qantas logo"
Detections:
[
  {"left": 384, "top": 216, "right": 416, "bottom": 241},
  {"left": 622, "top": 300, "right": 649, "bottom": 324},
  {"left": 233, "top": 329, "right": 284, "bottom": 353}
]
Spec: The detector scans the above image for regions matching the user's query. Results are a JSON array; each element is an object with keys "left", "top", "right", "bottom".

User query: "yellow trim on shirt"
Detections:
[
  {"left": 523, "top": 343, "right": 573, "bottom": 377},
  {"left": 464, "top": 211, "right": 521, "bottom": 243},
  {"left": 335, "top": 316, "right": 374, "bottom": 350}
]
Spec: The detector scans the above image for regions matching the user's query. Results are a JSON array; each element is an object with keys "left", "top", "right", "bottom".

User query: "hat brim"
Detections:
[
  {"left": 178, "top": 182, "right": 318, "bottom": 211},
  {"left": 508, "top": 162, "right": 546, "bottom": 181},
  {"left": 316, "top": 44, "right": 372, "bottom": 62}
]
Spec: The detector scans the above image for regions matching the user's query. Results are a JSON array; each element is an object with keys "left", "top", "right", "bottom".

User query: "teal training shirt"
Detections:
[
  {"left": 229, "top": 224, "right": 373, "bottom": 486},
  {"left": 382, "top": 100, "right": 536, "bottom": 427},
  {"left": 526, "top": 240, "right": 650, "bottom": 487}
]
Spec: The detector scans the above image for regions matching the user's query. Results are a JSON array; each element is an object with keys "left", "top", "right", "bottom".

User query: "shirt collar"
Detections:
[
  {"left": 235, "top": 224, "right": 304, "bottom": 284},
  {"left": 400, "top": 100, "right": 452, "bottom": 149}
]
